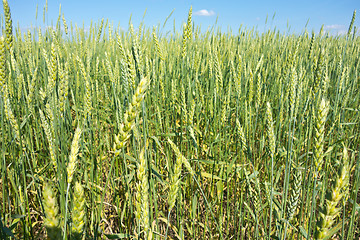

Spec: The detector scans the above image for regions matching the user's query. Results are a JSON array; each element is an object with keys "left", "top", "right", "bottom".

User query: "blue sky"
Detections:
[{"left": 5, "top": 0, "right": 360, "bottom": 35}]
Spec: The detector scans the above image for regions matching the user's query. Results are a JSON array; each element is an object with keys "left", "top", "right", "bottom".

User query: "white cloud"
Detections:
[
  {"left": 194, "top": 9, "right": 215, "bottom": 17},
  {"left": 324, "top": 24, "right": 345, "bottom": 30},
  {"left": 324, "top": 24, "right": 347, "bottom": 35}
]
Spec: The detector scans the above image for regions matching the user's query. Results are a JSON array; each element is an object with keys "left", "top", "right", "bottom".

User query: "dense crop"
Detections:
[{"left": 0, "top": 1, "right": 359, "bottom": 239}]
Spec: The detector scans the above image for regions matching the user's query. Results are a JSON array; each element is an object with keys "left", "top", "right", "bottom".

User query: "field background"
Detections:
[{"left": 0, "top": 1, "right": 359, "bottom": 239}]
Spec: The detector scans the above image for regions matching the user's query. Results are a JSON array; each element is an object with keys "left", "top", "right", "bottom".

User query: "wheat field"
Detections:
[{"left": 0, "top": 1, "right": 359, "bottom": 239}]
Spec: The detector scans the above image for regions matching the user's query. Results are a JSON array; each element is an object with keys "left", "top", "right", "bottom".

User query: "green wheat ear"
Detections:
[
  {"left": 43, "top": 182, "right": 62, "bottom": 240},
  {"left": 71, "top": 181, "right": 86, "bottom": 240},
  {"left": 181, "top": 6, "right": 192, "bottom": 58},
  {"left": 347, "top": 10, "right": 356, "bottom": 38},
  {"left": 314, "top": 98, "right": 329, "bottom": 173},
  {"left": 2, "top": 0, "right": 13, "bottom": 51},
  {"left": 67, "top": 127, "right": 82, "bottom": 184},
  {"left": 167, "top": 139, "right": 183, "bottom": 213},
  {"left": 114, "top": 77, "right": 150, "bottom": 155},
  {"left": 168, "top": 138, "right": 195, "bottom": 176},
  {"left": 135, "top": 148, "right": 151, "bottom": 239},
  {"left": 236, "top": 118, "right": 248, "bottom": 153},
  {"left": 287, "top": 169, "right": 302, "bottom": 221},
  {"left": 314, "top": 147, "right": 350, "bottom": 239},
  {"left": 0, "top": 36, "right": 5, "bottom": 90},
  {"left": 266, "top": 102, "right": 276, "bottom": 157}
]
